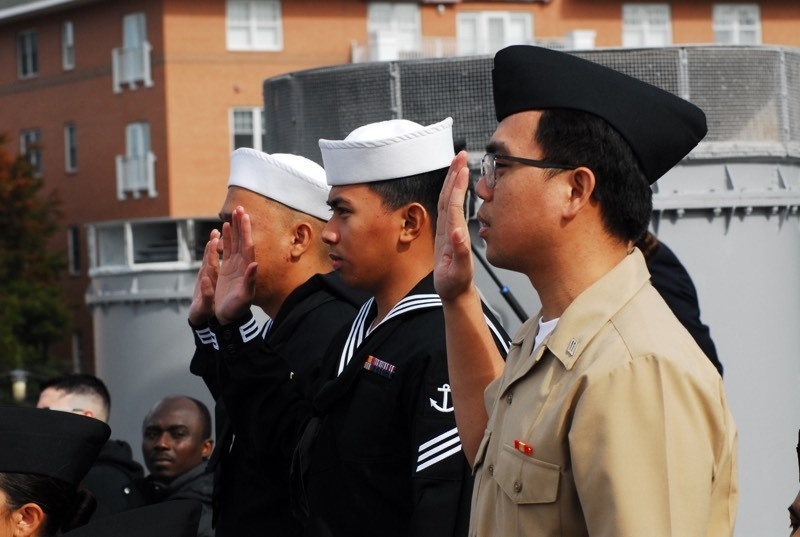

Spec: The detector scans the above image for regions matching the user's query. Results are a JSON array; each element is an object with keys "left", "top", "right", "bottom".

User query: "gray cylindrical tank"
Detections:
[{"left": 260, "top": 45, "right": 800, "bottom": 537}]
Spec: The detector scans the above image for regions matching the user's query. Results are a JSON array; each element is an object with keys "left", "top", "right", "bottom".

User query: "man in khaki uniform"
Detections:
[{"left": 433, "top": 45, "right": 738, "bottom": 536}]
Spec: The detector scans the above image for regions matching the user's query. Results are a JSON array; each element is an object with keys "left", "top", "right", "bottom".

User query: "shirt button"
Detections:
[
  {"left": 506, "top": 392, "right": 513, "bottom": 404},
  {"left": 513, "top": 481, "right": 522, "bottom": 493},
  {"left": 487, "top": 464, "right": 494, "bottom": 476}
]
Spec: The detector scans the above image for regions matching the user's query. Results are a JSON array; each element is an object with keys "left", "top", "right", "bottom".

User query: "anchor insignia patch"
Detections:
[{"left": 429, "top": 383, "right": 454, "bottom": 413}]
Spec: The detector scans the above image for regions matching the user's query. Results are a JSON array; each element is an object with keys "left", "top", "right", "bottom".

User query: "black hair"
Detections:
[
  {"left": 0, "top": 472, "right": 95, "bottom": 536},
  {"left": 366, "top": 167, "right": 449, "bottom": 231},
  {"left": 535, "top": 108, "right": 652, "bottom": 243},
  {"left": 40, "top": 373, "right": 112, "bottom": 415}
]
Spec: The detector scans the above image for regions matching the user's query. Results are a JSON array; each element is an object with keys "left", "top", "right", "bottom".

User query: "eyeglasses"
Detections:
[{"left": 480, "top": 153, "right": 575, "bottom": 190}]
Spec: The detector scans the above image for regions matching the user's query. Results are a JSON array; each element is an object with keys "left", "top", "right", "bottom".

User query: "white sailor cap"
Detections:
[
  {"left": 318, "top": 117, "right": 454, "bottom": 186},
  {"left": 228, "top": 148, "right": 331, "bottom": 221}
]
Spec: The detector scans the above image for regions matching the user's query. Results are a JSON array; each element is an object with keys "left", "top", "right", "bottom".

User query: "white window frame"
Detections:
[
  {"left": 712, "top": 4, "right": 762, "bottom": 45},
  {"left": 20, "top": 128, "right": 42, "bottom": 177},
  {"left": 17, "top": 29, "right": 38, "bottom": 79},
  {"left": 367, "top": 2, "right": 421, "bottom": 59},
  {"left": 231, "top": 108, "right": 265, "bottom": 151},
  {"left": 226, "top": 0, "right": 283, "bottom": 51},
  {"left": 64, "top": 122, "right": 78, "bottom": 172},
  {"left": 622, "top": 4, "right": 672, "bottom": 48},
  {"left": 456, "top": 11, "right": 533, "bottom": 56},
  {"left": 116, "top": 122, "right": 157, "bottom": 200},
  {"left": 62, "top": 21, "right": 75, "bottom": 70},
  {"left": 112, "top": 12, "right": 153, "bottom": 93}
]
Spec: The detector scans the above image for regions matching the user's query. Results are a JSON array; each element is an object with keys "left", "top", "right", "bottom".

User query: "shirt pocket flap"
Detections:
[{"left": 495, "top": 443, "right": 560, "bottom": 504}]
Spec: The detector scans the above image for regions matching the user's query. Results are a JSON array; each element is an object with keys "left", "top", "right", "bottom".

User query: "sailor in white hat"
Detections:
[
  {"left": 271, "top": 118, "right": 510, "bottom": 536},
  {"left": 186, "top": 148, "right": 364, "bottom": 536}
]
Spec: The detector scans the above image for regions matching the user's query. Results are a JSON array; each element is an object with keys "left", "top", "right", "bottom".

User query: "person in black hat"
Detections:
[
  {"left": 433, "top": 45, "right": 737, "bottom": 536},
  {"left": 0, "top": 406, "right": 110, "bottom": 537}
]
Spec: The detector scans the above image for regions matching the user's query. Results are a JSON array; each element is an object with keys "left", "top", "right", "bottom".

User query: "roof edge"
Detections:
[{"left": 0, "top": 0, "right": 94, "bottom": 23}]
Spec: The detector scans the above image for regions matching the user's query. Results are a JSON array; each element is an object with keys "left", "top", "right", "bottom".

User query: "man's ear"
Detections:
[
  {"left": 12, "top": 503, "right": 46, "bottom": 537},
  {"left": 288, "top": 221, "right": 314, "bottom": 258},
  {"left": 201, "top": 438, "right": 214, "bottom": 460},
  {"left": 562, "top": 167, "right": 596, "bottom": 220},
  {"left": 398, "top": 203, "right": 427, "bottom": 244}
]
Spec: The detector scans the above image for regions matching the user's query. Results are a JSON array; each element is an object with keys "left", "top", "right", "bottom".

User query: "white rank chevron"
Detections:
[{"left": 417, "top": 427, "right": 462, "bottom": 472}]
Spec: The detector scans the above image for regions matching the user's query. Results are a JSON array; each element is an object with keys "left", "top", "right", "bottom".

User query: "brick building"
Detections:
[{"left": 0, "top": 0, "right": 797, "bottom": 371}]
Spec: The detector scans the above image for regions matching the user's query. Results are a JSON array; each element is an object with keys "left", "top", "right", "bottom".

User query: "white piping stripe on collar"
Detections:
[
  {"left": 261, "top": 319, "right": 273, "bottom": 340},
  {"left": 485, "top": 313, "right": 510, "bottom": 354},
  {"left": 417, "top": 427, "right": 462, "bottom": 472},
  {"left": 384, "top": 294, "right": 441, "bottom": 322},
  {"left": 337, "top": 298, "right": 374, "bottom": 376},
  {"left": 336, "top": 294, "right": 443, "bottom": 376}
]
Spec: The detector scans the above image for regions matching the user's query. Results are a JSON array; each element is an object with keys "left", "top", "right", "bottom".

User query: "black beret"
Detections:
[
  {"left": 492, "top": 45, "right": 707, "bottom": 184},
  {"left": 62, "top": 500, "right": 201, "bottom": 537},
  {"left": 0, "top": 406, "right": 110, "bottom": 486}
]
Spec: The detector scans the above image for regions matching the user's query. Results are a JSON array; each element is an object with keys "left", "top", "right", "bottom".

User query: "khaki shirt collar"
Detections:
[{"left": 544, "top": 248, "right": 651, "bottom": 371}]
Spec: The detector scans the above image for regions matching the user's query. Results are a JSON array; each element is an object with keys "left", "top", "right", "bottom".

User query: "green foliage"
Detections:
[{"left": 0, "top": 133, "right": 69, "bottom": 379}]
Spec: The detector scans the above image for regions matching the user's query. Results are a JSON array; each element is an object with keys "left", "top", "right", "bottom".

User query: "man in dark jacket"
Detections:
[
  {"left": 37, "top": 373, "right": 145, "bottom": 518},
  {"left": 188, "top": 148, "right": 364, "bottom": 535},
  {"left": 214, "top": 118, "right": 510, "bottom": 536},
  {"left": 136, "top": 395, "right": 214, "bottom": 537}
]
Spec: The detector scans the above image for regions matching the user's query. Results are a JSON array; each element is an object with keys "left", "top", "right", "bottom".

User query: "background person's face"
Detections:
[{"left": 141, "top": 399, "right": 210, "bottom": 482}]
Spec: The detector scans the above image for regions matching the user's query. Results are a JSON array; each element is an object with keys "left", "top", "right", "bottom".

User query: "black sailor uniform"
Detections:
[
  {"left": 189, "top": 272, "right": 364, "bottom": 537},
  {"left": 218, "top": 273, "right": 510, "bottom": 537}
]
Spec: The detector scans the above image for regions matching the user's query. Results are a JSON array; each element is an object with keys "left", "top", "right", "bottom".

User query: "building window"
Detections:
[
  {"left": 67, "top": 226, "right": 81, "bottom": 275},
  {"left": 62, "top": 21, "right": 75, "bottom": 70},
  {"left": 622, "top": 4, "right": 672, "bottom": 47},
  {"left": 231, "top": 108, "right": 265, "bottom": 151},
  {"left": 112, "top": 12, "right": 153, "bottom": 92},
  {"left": 457, "top": 11, "right": 532, "bottom": 56},
  {"left": 116, "top": 122, "right": 157, "bottom": 199},
  {"left": 713, "top": 4, "right": 761, "bottom": 45},
  {"left": 366, "top": 2, "right": 421, "bottom": 60},
  {"left": 226, "top": 0, "right": 283, "bottom": 51},
  {"left": 64, "top": 123, "right": 77, "bottom": 172},
  {"left": 20, "top": 129, "right": 42, "bottom": 177},
  {"left": 17, "top": 30, "right": 38, "bottom": 78}
]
